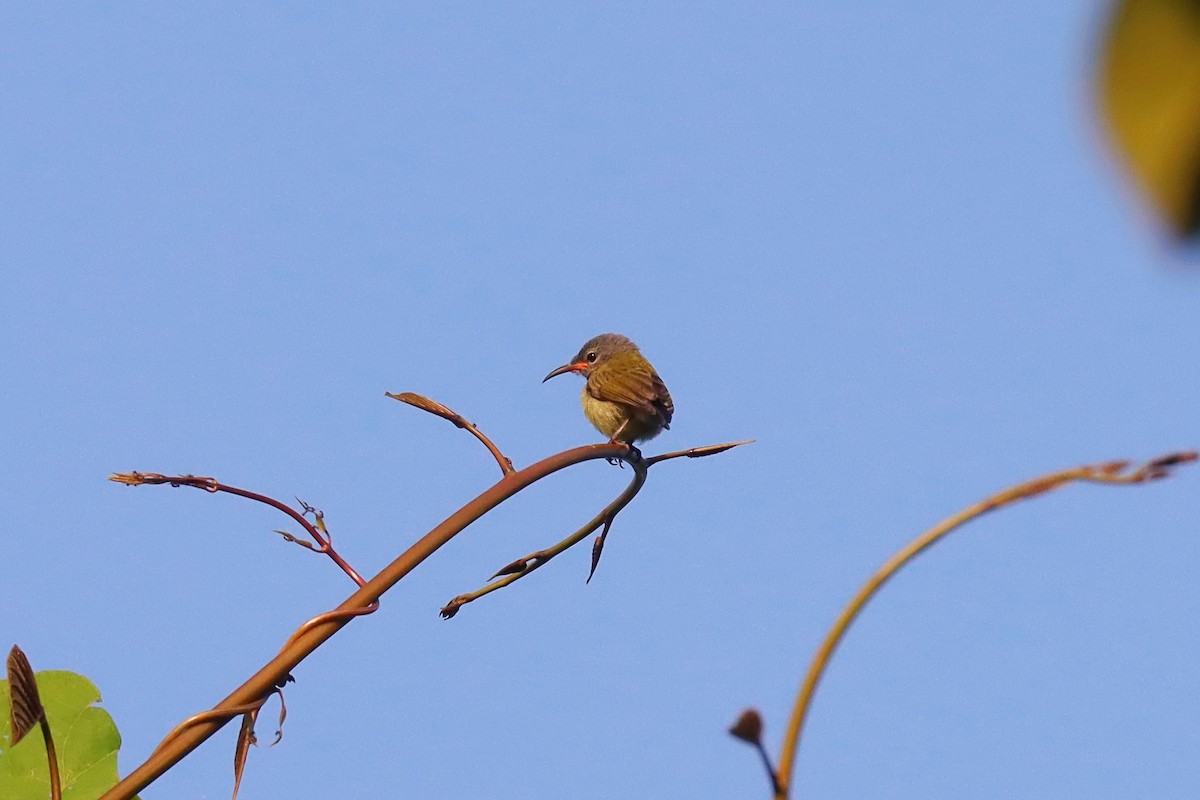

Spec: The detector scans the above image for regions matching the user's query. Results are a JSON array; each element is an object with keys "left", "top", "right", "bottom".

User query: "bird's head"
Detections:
[{"left": 542, "top": 333, "right": 639, "bottom": 382}]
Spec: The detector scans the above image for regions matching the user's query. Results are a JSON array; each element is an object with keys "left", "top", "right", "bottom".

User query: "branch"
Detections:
[
  {"left": 645, "top": 440, "right": 755, "bottom": 466},
  {"left": 440, "top": 439, "right": 754, "bottom": 618},
  {"left": 770, "top": 450, "right": 1197, "bottom": 799},
  {"left": 441, "top": 460, "right": 646, "bottom": 618},
  {"left": 108, "top": 473, "right": 367, "bottom": 587},
  {"left": 100, "top": 431, "right": 746, "bottom": 800},
  {"left": 387, "top": 391, "right": 515, "bottom": 475}
]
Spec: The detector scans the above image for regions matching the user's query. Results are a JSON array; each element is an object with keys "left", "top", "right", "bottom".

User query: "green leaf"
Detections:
[
  {"left": 1, "top": 670, "right": 134, "bottom": 800},
  {"left": 1099, "top": 0, "right": 1200, "bottom": 239}
]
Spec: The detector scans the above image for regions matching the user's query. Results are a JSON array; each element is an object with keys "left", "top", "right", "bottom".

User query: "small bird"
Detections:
[{"left": 543, "top": 333, "right": 674, "bottom": 444}]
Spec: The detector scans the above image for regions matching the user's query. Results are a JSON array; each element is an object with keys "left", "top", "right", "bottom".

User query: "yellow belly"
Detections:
[{"left": 580, "top": 388, "right": 662, "bottom": 443}]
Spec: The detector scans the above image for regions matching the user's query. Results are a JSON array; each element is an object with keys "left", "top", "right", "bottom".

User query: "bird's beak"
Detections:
[{"left": 542, "top": 362, "right": 587, "bottom": 382}]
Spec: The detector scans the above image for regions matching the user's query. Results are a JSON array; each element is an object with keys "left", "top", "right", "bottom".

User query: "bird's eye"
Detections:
[{"left": 586, "top": 351, "right": 598, "bottom": 362}]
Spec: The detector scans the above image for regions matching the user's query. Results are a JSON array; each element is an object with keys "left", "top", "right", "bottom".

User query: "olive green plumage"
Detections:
[{"left": 543, "top": 333, "right": 673, "bottom": 444}]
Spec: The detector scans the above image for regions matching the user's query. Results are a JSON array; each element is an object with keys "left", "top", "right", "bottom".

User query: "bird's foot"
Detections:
[{"left": 605, "top": 440, "right": 642, "bottom": 467}]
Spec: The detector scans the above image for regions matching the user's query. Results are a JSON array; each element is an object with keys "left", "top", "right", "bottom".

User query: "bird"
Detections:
[{"left": 542, "top": 333, "right": 674, "bottom": 445}]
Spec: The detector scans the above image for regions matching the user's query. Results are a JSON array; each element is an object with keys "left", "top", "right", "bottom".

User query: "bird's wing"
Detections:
[
  {"left": 588, "top": 369, "right": 674, "bottom": 429},
  {"left": 650, "top": 372, "right": 673, "bottom": 429}
]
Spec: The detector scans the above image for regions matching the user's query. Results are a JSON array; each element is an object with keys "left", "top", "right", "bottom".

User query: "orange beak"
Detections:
[{"left": 543, "top": 362, "right": 588, "bottom": 382}]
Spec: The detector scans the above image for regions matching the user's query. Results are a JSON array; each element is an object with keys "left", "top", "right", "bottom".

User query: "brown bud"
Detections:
[
  {"left": 728, "top": 708, "right": 764, "bottom": 745},
  {"left": 490, "top": 559, "right": 529, "bottom": 580}
]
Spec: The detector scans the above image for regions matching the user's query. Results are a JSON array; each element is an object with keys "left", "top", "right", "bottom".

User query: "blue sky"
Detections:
[{"left": 3, "top": 3, "right": 1198, "bottom": 798}]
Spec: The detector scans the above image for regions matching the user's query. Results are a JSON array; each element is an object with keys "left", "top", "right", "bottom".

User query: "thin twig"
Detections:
[
  {"left": 109, "top": 473, "right": 367, "bottom": 587},
  {"left": 771, "top": 450, "right": 1197, "bottom": 799},
  {"left": 645, "top": 439, "right": 755, "bottom": 466},
  {"left": 41, "top": 719, "right": 61, "bottom": 800},
  {"left": 387, "top": 391, "right": 515, "bottom": 475}
]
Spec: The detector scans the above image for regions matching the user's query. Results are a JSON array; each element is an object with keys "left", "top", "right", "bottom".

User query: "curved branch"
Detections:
[
  {"left": 440, "top": 459, "right": 647, "bottom": 618},
  {"left": 387, "top": 392, "right": 515, "bottom": 475},
  {"left": 773, "top": 450, "right": 1197, "bottom": 799},
  {"left": 439, "top": 440, "right": 755, "bottom": 618},
  {"left": 108, "top": 474, "right": 367, "bottom": 586},
  {"left": 102, "top": 436, "right": 746, "bottom": 800}
]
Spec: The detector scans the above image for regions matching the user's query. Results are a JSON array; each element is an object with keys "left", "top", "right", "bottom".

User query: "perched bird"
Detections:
[{"left": 543, "top": 333, "right": 674, "bottom": 444}]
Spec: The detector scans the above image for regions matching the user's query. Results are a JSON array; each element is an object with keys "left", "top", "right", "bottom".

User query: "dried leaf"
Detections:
[
  {"left": 586, "top": 517, "right": 615, "bottom": 584},
  {"left": 385, "top": 392, "right": 466, "bottom": 428},
  {"left": 269, "top": 689, "right": 288, "bottom": 747},
  {"left": 231, "top": 709, "right": 259, "bottom": 800},
  {"left": 6, "top": 646, "right": 44, "bottom": 746}
]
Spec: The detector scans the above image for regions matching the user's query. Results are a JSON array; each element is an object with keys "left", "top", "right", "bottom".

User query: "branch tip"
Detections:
[
  {"left": 646, "top": 438, "right": 754, "bottom": 466},
  {"left": 440, "top": 599, "right": 465, "bottom": 620},
  {"left": 1147, "top": 450, "right": 1198, "bottom": 469}
]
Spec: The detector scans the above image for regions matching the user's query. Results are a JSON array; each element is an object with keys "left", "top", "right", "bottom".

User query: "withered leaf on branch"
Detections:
[
  {"left": 385, "top": 392, "right": 466, "bottom": 427},
  {"left": 6, "top": 644, "right": 45, "bottom": 745},
  {"left": 231, "top": 708, "right": 259, "bottom": 800}
]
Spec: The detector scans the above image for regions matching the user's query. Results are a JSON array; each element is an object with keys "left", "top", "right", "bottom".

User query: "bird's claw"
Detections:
[{"left": 604, "top": 442, "right": 641, "bottom": 467}]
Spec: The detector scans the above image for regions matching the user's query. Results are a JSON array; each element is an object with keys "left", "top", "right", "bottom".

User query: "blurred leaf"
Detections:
[
  {"left": 1, "top": 671, "right": 133, "bottom": 800},
  {"left": 1099, "top": 0, "right": 1200, "bottom": 238}
]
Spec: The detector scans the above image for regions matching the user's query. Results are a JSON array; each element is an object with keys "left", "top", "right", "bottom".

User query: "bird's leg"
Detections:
[
  {"left": 604, "top": 419, "right": 634, "bottom": 466},
  {"left": 604, "top": 422, "right": 642, "bottom": 467}
]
